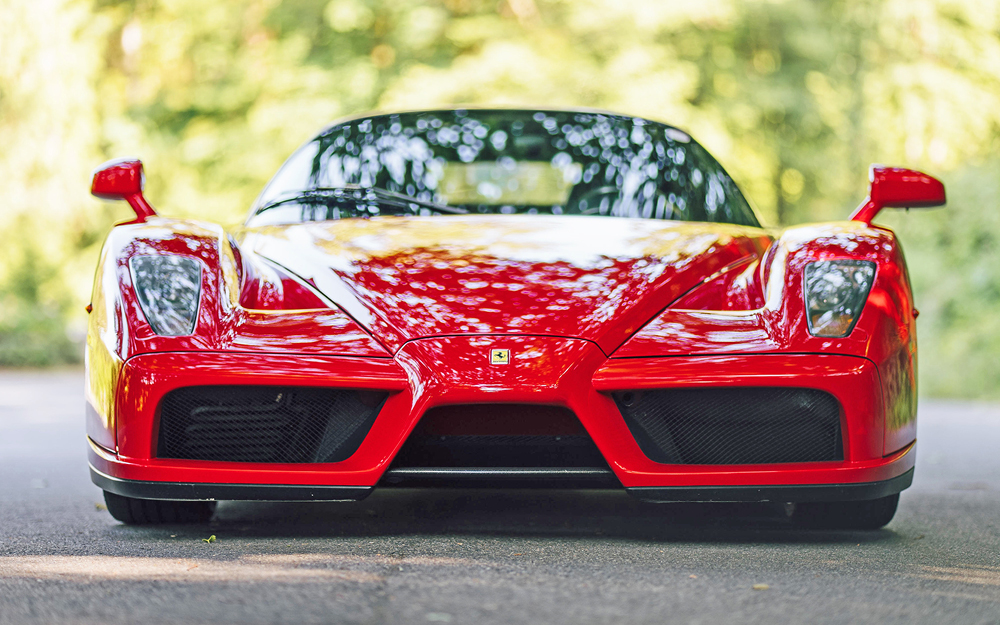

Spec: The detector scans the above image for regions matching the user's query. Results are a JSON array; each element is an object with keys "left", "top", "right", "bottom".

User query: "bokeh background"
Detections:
[{"left": 2, "top": 0, "right": 999, "bottom": 397}]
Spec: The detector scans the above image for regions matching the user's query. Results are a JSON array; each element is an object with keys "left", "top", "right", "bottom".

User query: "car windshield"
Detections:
[{"left": 247, "top": 109, "right": 760, "bottom": 227}]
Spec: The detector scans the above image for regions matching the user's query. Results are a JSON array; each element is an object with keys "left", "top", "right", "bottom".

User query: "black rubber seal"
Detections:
[
  {"left": 90, "top": 466, "right": 373, "bottom": 502},
  {"left": 627, "top": 467, "right": 914, "bottom": 503}
]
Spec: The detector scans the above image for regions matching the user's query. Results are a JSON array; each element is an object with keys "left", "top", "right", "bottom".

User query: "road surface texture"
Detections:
[{"left": 1, "top": 369, "right": 999, "bottom": 624}]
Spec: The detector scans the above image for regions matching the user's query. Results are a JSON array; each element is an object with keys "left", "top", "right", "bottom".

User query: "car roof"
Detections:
[{"left": 313, "top": 106, "right": 690, "bottom": 138}]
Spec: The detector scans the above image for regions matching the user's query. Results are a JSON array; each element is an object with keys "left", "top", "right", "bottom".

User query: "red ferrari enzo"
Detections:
[{"left": 86, "top": 108, "right": 945, "bottom": 528}]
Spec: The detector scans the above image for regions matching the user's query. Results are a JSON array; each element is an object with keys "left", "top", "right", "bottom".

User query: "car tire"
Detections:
[
  {"left": 792, "top": 494, "right": 899, "bottom": 530},
  {"left": 103, "top": 491, "right": 217, "bottom": 525}
]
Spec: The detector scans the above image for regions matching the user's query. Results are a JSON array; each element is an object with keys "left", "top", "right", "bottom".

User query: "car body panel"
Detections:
[
  {"left": 89, "top": 347, "right": 911, "bottom": 490},
  {"left": 241, "top": 215, "right": 770, "bottom": 354},
  {"left": 616, "top": 221, "right": 919, "bottom": 457}
]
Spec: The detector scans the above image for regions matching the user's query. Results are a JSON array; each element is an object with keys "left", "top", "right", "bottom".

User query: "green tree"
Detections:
[{"left": 2, "top": 0, "right": 1000, "bottom": 396}]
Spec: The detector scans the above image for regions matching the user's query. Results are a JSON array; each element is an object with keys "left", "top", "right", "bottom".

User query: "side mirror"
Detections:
[
  {"left": 850, "top": 165, "right": 946, "bottom": 225},
  {"left": 90, "top": 158, "right": 157, "bottom": 223}
]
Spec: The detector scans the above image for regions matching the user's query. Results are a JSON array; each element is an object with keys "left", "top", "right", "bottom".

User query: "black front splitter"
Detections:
[
  {"left": 92, "top": 464, "right": 913, "bottom": 503},
  {"left": 627, "top": 468, "right": 914, "bottom": 503},
  {"left": 90, "top": 466, "right": 373, "bottom": 502}
]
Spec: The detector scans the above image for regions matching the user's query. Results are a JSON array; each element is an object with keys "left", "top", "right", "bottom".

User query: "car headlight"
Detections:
[
  {"left": 129, "top": 255, "right": 202, "bottom": 336},
  {"left": 804, "top": 260, "right": 876, "bottom": 337}
]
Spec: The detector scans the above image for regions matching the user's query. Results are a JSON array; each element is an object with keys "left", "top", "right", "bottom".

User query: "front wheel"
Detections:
[
  {"left": 792, "top": 494, "right": 899, "bottom": 530},
  {"left": 103, "top": 491, "right": 217, "bottom": 525}
]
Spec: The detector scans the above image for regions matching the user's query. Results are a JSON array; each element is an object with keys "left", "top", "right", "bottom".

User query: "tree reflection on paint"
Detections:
[
  {"left": 252, "top": 110, "right": 759, "bottom": 227},
  {"left": 247, "top": 215, "right": 765, "bottom": 350}
]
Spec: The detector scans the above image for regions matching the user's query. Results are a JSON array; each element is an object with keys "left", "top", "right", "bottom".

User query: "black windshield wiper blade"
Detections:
[
  {"left": 257, "top": 185, "right": 468, "bottom": 216},
  {"left": 303, "top": 185, "right": 467, "bottom": 215}
]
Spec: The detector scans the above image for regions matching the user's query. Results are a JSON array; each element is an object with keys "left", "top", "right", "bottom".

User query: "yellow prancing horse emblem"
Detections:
[{"left": 490, "top": 348, "right": 510, "bottom": 365}]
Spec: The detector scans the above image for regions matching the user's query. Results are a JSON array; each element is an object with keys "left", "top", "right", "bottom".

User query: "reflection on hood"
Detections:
[{"left": 244, "top": 215, "right": 767, "bottom": 352}]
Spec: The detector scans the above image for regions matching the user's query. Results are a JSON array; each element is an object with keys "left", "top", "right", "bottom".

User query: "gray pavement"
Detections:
[{"left": 1, "top": 369, "right": 999, "bottom": 624}]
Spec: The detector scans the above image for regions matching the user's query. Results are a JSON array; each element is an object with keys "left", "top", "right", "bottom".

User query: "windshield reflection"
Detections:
[{"left": 249, "top": 109, "right": 758, "bottom": 227}]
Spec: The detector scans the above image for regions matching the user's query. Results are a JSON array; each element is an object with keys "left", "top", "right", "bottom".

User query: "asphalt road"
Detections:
[{"left": 1, "top": 370, "right": 999, "bottom": 624}]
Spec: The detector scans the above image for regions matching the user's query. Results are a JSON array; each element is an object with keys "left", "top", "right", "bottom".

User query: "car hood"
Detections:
[{"left": 242, "top": 215, "right": 768, "bottom": 354}]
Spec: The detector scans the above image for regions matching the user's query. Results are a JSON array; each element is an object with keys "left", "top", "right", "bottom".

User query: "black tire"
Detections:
[
  {"left": 792, "top": 493, "right": 899, "bottom": 530},
  {"left": 103, "top": 491, "right": 217, "bottom": 525}
]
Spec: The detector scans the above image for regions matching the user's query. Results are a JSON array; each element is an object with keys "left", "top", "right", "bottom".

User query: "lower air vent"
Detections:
[
  {"left": 613, "top": 388, "right": 843, "bottom": 465},
  {"left": 157, "top": 386, "right": 387, "bottom": 464},
  {"left": 390, "top": 404, "right": 609, "bottom": 469}
]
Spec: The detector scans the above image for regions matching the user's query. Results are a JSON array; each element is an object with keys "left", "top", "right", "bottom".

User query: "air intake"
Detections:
[
  {"left": 384, "top": 404, "right": 618, "bottom": 487},
  {"left": 157, "top": 386, "right": 387, "bottom": 464},
  {"left": 612, "top": 387, "right": 843, "bottom": 465},
  {"left": 391, "top": 404, "right": 606, "bottom": 468}
]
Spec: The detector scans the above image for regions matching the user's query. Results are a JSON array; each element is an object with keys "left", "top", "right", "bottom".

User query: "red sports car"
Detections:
[{"left": 86, "top": 108, "right": 944, "bottom": 528}]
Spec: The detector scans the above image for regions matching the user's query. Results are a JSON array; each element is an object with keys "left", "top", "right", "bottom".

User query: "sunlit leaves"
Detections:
[{"left": 2, "top": 0, "right": 1000, "bottom": 390}]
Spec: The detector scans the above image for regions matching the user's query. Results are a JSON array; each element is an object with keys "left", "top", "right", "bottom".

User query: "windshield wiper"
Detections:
[
  {"left": 262, "top": 185, "right": 468, "bottom": 215},
  {"left": 351, "top": 186, "right": 468, "bottom": 215}
]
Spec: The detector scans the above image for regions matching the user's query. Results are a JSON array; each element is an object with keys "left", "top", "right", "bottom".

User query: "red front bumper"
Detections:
[{"left": 87, "top": 336, "right": 915, "bottom": 501}]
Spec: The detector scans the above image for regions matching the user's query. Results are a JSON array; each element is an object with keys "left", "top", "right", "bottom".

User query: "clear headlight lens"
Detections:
[
  {"left": 129, "top": 255, "right": 202, "bottom": 336},
  {"left": 804, "top": 260, "right": 876, "bottom": 337}
]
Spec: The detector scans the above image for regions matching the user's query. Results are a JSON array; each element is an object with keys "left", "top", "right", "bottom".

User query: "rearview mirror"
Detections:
[
  {"left": 850, "top": 165, "right": 945, "bottom": 225},
  {"left": 91, "top": 158, "right": 157, "bottom": 223}
]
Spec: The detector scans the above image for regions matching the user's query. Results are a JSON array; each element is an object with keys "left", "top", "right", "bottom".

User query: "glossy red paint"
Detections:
[
  {"left": 241, "top": 216, "right": 770, "bottom": 354},
  {"left": 84, "top": 148, "right": 938, "bottom": 499},
  {"left": 619, "top": 221, "right": 919, "bottom": 456},
  {"left": 619, "top": 222, "right": 916, "bottom": 362},
  {"left": 91, "top": 159, "right": 158, "bottom": 223},
  {"left": 668, "top": 257, "right": 763, "bottom": 311},
  {"left": 87, "top": 219, "right": 386, "bottom": 360},
  {"left": 107, "top": 352, "right": 408, "bottom": 482},
  {"left": 236, "top": 244, "right": 330, "bottom": 310},
  {"left": 89, "top": 346, "right": 913, "bottom": 489},
  {"left": 850, "top": 166, "right": 946, "bottom": 225}
]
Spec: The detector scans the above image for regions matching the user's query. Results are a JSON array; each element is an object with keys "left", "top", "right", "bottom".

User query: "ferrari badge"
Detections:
[{"left": 490, "top": 348, "right": 510, "bottom": 365}]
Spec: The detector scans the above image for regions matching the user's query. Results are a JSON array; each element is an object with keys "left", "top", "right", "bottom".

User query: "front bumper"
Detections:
[
  {"left": 90, "top": 463, "right": 914, "bottom": 503},
  {"left": 88, "top": 337, "right": 915, "bottom": 501}
]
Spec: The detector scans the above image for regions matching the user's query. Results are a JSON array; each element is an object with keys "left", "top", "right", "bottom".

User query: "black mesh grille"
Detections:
[
  {"left": 612, "top": 388, "right": 843, "bottom": 465},
  {"left": 390, "top": 404, "right": 609, "bottom": 468},
  {"left": 157, "top": 386, "right": 387, "bottom": 463},
  {"left": 392, "top": 433, "right": 607, "bottom": 468}
]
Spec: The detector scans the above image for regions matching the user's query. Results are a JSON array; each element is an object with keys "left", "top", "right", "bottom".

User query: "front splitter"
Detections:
[
  {"left": 91, "top": 466, "right": 373, "bottom": 502},
  {"left": 627, "top": 468, "right": 914, "bottom": 503}
]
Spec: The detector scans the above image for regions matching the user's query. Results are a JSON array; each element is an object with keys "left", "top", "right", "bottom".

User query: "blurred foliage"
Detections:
[
  {"left": 0, "top": 220, "right": 80, "bottom": 366},
  {"left": 1, "top": 0, "right": 999, "bottom": 396}
]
